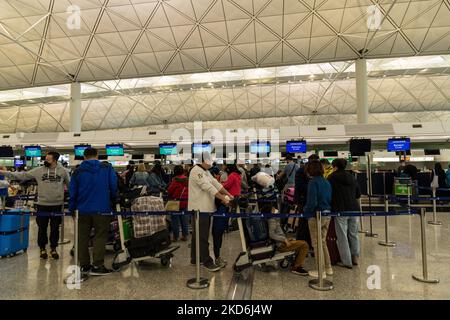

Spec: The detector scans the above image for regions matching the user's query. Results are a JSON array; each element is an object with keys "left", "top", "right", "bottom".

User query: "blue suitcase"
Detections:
[{"left": 0, "top": 214, "right": 30, "bottom": 258}]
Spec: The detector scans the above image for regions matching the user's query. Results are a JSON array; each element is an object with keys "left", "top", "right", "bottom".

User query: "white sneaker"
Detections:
[
  {"left": 325, "top": 267, "right": 334, "bottom": 275},
  {"left": 308, "top": 270, "right": 326, "bottom": 278}
]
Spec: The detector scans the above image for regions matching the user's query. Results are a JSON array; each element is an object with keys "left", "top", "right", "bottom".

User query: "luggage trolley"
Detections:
[
  {"left": 112, "top": 202, "right": 180, "bottom": 271},
  {"left": 233, "top": 188, "right": 296, "bottom": 273}
]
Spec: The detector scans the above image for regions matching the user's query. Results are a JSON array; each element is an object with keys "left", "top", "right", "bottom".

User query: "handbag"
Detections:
[{"left": 165, "top": 187, "right": 185, "bottom": 212}]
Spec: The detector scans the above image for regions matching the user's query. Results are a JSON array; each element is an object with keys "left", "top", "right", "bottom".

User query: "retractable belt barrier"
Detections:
[{"left": 0, "top": 209, "right": 419, "bottom": 218}]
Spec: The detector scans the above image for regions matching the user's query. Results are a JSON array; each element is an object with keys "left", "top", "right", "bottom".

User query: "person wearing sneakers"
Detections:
[
  {"left": 263, "top": 202, "right": 309, "bottom": 276},
  {"left": 0, "top": 152, "right": 70, "bottom": 260},
  {"left": 303, "top": 160, "right": 333, "bottom": 279},
  {"left": 188, "top": 152, "right": 234, "bottom": 272},
  {"left": 212, "top": 163, "right": 242, "bottom": 268},
  {"left": 69, "top": 147, "right": 118, "bottom": 277},
  {"left": 328, "top": 158, "right": 361, "bottom": 269}
]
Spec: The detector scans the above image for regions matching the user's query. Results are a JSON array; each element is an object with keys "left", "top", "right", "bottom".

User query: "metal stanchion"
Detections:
[
  {"left": 412, "top": 208, "right": 439, "bottom": 284},
  {"left": 58, "top": 204, "right": 71, "bottom": 245},
  {"left": 378, "top": 196, "right": 396, "bottom": 247},
  {"left": 64, "top": 210, "right": 86, "bottom": 285},
  {"left": 187, "top": 210, "right": 209, "bottom": 289},
  {"left": 358, "top": 198, "right": 368, "bottom": 234},
  {"left": 365, "top": 154, "right": 378, "bottom": 238},
  {"left": 428, "top": 188, "right": 442, "bottom": 225},
  {"left": 309, "top": 211, "right": 333, "bottom": 291}
]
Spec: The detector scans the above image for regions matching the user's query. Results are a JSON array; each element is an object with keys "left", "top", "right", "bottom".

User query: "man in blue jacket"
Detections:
[{"left": 69, "top": 147, "right": 118, "bottom": 276}]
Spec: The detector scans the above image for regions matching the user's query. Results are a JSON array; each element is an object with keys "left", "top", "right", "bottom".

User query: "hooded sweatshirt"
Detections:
[
  {"left": 3, "top": 164, "right": 70, "bottom": 206},
  {"left": 69, "top": 160, "right": 117, "bottom": 213},
  {"left": 327, "top": 169, "right": 361, "bottom": 212}
]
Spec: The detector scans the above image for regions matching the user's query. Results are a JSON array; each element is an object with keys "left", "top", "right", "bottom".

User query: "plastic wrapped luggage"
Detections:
[
  {"left": 0, "top": 213, "right": 30, "bottom": 257},
  {"left": 326, "top": 217, "right": 341, "bottom": 265},
  {"left": 126, "top": 229, "right": 171, "bottom": 258}
]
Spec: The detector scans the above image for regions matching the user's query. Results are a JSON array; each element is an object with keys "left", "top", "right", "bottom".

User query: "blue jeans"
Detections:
[
  {"left": 171, "top": 210, "right": 188, "bottom": 240},
  {"left": 334, "top": 217, "right": 360, "bottom": 266}
]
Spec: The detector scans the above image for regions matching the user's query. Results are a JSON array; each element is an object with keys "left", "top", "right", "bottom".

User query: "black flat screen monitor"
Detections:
[
  {"left": 0, "top": 146, "right": 14, "bottom": 157},
  {"left": 424, "top": 149, "right": 440, "bottom": 155},
  {"left": 349, "top": 139, "right": 371, "bottom": 156}
]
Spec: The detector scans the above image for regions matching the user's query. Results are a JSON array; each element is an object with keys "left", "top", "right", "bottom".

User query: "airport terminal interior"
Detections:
[{"left": 0, "top": 0, "right": 450, "bottom": 301}]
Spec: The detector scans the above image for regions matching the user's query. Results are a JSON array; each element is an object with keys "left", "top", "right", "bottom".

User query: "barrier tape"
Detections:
[{"left": 0, "top": 209, "right": 418, "bottom": 218}]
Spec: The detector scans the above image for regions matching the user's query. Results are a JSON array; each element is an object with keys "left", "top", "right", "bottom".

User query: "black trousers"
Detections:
[
  {"left": 191, "top": 214, "right": 213, "bottom": 265},
  {"left": 36, "top": 205, "right": 63, "bottom": 250}
]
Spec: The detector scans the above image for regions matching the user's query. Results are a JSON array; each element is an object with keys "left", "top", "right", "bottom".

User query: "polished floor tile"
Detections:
[{"left": 1, "top": 212, "right": 450, "bottom": 300}]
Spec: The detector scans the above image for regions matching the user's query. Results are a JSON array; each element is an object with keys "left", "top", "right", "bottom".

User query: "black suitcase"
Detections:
[
  {"left": 126, "top": 229, "right": 171, "bottom": 258},
  {"left": 296, "top": 217, "right": 312, "bottom": 249}
]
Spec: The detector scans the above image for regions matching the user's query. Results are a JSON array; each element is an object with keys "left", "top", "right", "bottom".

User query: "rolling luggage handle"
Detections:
[
  {"left": 309, "top": 211, "right": 333, "bottom": 291},
  {"left": 187, "top": 210, "right": 209, "bottom": 289}
]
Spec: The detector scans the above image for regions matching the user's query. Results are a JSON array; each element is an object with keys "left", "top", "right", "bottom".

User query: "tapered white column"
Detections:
[
  {"left": 70, "top": 82, "right": 81, "bottom": 132},
  {"left": 356, "top": 59, "right": 368, "bottom": 124}
]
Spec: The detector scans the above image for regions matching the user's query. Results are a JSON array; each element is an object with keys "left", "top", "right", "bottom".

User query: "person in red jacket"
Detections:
[
  {"left": 167, "top": 165, "right": 189, "bottom": 241},
  {"left": 212, "top": 163, "right": 242, "bottom": 268}
]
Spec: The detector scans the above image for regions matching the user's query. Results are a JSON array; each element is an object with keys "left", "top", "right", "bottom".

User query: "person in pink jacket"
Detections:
[{"left": 212, "top": 163, "right": 242, "bottom": 268}]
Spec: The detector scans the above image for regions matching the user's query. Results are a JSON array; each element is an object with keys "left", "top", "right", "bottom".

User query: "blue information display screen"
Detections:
[
  {"left": 159, "top": 143, "right": 178, "bottom": 155},
  {"left": 250, "top": 141, "right": 271, "bottom": 154},
  {"left": 192, "top": 143, "right": 212, "bottom": 154},
  {"left": 106, "top": 144, "right": 124, "bottom": 156},
  {"left": 74, "top": 145, "right": 91, "bottom": 157},
  {"left": 24, "top": 146, "right": 41, "bottom": 157},
  {"left": 286, "top": 141, "right": 307, "bottom": 153},
  {"left": 14, "top": 159, "right": 24, "bottom": 167},
  {"left": 387, "top": 138, "right": 410, "bottom": 152}
]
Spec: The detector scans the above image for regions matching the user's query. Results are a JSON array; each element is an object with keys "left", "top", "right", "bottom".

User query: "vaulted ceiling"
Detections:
[{"left": 0, "top": 0, "right": 449, "bottom": 133}]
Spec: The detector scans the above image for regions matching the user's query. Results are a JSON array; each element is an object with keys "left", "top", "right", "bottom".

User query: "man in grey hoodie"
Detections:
[{"left": 0, "top": 151, "right": 70, "bottom": 259}]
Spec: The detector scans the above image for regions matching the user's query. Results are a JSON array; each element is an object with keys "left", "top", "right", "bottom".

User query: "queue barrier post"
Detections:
[
  {"left": 64, "top": 210, "right": 86, "bottom": 286},
  {"left": 412, "top": 208, "right": 439, "bottom": 284},
  {"left": 428, "top": 188, "right": 442, "bottom": 226},
  {"left": 187, "top": 210, "right": 209, "bottom": 289},
  {"left": 358, "top": 198, "right": 368, "bottom": 234},
  {"left": 365, "top": 216, "right": 378, "bottom": 238},
  {"left": 309, "top": 211, "right": 333, "bottom": 291},
  {"left": 58, "top": 205, "right": 71, "bottom": 245},
  {"left": 378, "top": 196, "right": 396, "bottom": 247}
]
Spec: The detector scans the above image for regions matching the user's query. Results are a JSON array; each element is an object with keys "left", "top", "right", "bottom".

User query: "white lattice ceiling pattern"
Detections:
[{"left": 0, "top": 0, "right": 449, "bottom": 90}]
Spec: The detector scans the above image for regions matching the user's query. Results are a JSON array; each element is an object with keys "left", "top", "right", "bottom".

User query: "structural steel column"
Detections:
[
  {"left": 70, "top": 82, "right": 82, "bottom": 132},
  {"left": 355, "top": 59, "right": 368, "bottom": 124}
]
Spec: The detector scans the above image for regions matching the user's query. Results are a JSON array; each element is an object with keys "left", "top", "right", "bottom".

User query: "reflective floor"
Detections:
[{"left": 0, "top": 212, "right": 449, "bottom": 300}]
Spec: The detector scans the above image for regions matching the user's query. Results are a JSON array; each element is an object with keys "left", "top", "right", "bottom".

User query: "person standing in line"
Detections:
[
  {"left": 237, "top": 161, "right": 249, "bottom": 194},
  {"left": 320, "top": 158, "right": 333, "bottom": 179},
  {"left": 212, "top": 163, "right": 241, "bottom": 268},
  {"left": 302, "top": 160, "right": 333, "bottom": 278},
  {"left": 167, "top": 165, "right": 189, "bottom": 242},
  {"left": 148, "top": 161, "right": 167, "bottom": 195},
  {"left": 69, "top": 148, "right": 118, "bottom": 276},
  {"left": 328, "top": 158, "right": 361, "bottom": 268},
  {"left": 188, "top": 152, "right": 234, "bottom": 272},
  {"left": 129, "top": 163, "right": 151, "bottom": 188},
  {"left": 0, "top": 152, "right": 70, "bottom": 260}
]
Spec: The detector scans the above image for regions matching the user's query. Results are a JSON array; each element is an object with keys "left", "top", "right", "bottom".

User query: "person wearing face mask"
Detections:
[
  {"left": 188, "top": 152, "right": 234, "bottom": 272},
  {"left": 0, "top": 151, "right": 70, "bottom": 259}
]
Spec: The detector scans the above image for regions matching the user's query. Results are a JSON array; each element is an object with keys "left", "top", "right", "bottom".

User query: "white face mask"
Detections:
[{"left": 204, "top": 159, "right": 213, "bottom": 167}]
